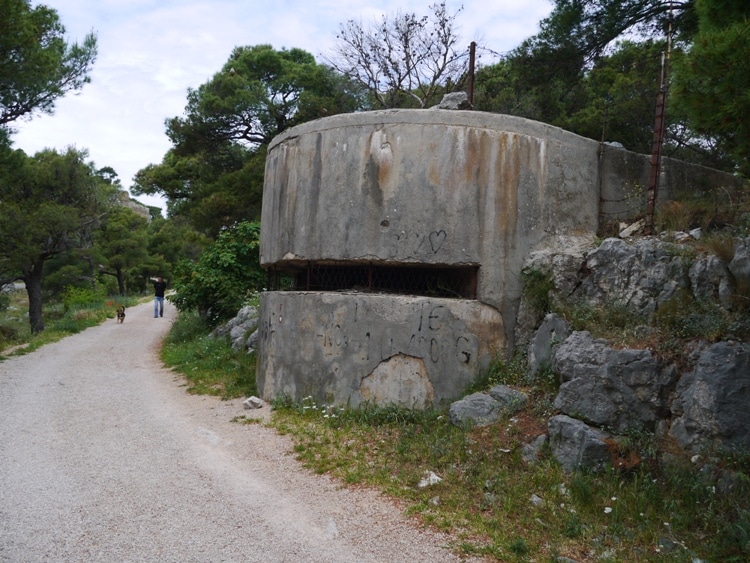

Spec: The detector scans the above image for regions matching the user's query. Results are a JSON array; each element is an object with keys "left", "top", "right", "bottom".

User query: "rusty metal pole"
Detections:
[
  {"left": 644, "top": 4, "right": 673, "bottom": 235},
  {"left": 644, "top": 67, "right": 667, "bottom": 236},
  {"left": 468, "top": 41, "right": 476, "bottom": 106}
]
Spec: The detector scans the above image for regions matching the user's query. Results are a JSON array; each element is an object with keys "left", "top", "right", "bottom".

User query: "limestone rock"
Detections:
[
  {"left": 548, "top": 415, "right": 610, "bottom": 473},
  {"left": 575, "top": 237, "right": 690, "bottom": 316},
  {"left": 528, "top": 313, "right": 571, "bottom": 377},
  {"left": 488, "top": 384, "right": 528, "bottom": 413},
  {"left": 449, "top": 385, "right": 527, "bottom": 428},
  {"left": 243, "top": 396, "right": 264, "bottom": 409},
  {"left": 417, "top": 471, "right": 442, "bottom": 488},
  {"left": 689, "top": 254, "right": 734, "bottom": 309},
  {"left": 729, "top": 235, "right": 750, "bottom": 286},
  {"left": 552, "top": 331, "right": 676, "bottom": 432},
  {"left": 449, "top": 393, "right": 502, "bottom": 427},
  {"left": 670, "top": 341, "right": 750, "bottom": 454},
  {"left": 211, "top": 306, "right": 259, "bottom": 352},
  {"left": 522, "top": 434, "right": 548, "bottom": 463},
  {"left": 434, "top": 91, "right": 471, "bottom": 110}
]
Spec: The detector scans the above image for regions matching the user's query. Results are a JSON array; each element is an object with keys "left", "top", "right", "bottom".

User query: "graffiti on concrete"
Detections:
[
  {"left": 388, "top": 229, "right": 448, "bottom": 258},
  {"left": 314, "top": 299, "right": 478, "bottom": 370}
]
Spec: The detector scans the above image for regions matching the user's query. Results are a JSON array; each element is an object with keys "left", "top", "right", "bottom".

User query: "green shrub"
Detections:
[
  {"left": 169, "top": 221, "right": 265, "bottom": 326},
  {"left": 521, "top": 268, "right": 554, "bottom": 315},
  {"left": 61, "top": 285, "right": 105, "bottom": 312}
]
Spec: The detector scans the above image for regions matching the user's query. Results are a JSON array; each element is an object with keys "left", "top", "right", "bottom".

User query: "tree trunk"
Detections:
[
  {"left": 23, "top": 259, "right": 46, "bottom": 334},
  {"left": 116, "top": 267, "right": 125, "bottom": 296},
  {"left": 85, "top": 255, "right": 98, "bottom": 291}
]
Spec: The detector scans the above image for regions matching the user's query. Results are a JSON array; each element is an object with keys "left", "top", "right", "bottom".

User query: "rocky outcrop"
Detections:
[
  {"left": 117, "top": 189, "right": 151, "bottom": 220},
  {"left": 528, "top": 313, "right": 571, "bottom": 377},
  {"left": 552, "top": 331, "right": 677, "bottom": 433},
  {"left": 547, "top": 415, "right": 611, "bottom": 473},
  {"left": 449, "top": 385, "right": 527, "bottom": 427},
  {"left": 507, "top": 234, "right": 749, "bottom": 472},
  {"left": 520, "top": 234, "right": 750, "bottom": 342},
  {"left": 670, "top": 341, "right": 750, "bottom": 454},
  {"left": 576, "top": 237, "right": 691, "bottom": 315},
  {"left": 210, "top": 306, "right": 259, "bottom": 352}
]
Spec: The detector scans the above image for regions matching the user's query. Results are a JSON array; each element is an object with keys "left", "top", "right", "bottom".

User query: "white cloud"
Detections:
[{"left": 12, "top": 0, "right": 552, "bottom": 212}]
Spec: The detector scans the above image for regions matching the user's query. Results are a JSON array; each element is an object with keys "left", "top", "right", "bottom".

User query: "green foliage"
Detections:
[
  {"left": 0, "top": 0, "right": 97, "bottom": 125},
  {"left": 0, "top": 146, "right": 115, "bottom": 332},
  {"left": 564, "top": 300, "right": 644, "bottom": 335},
  {"left": 266, "top": 393, "right": 750, "bottom": 561},
  {"left": 468, "top": 353, "right": 529, "bottom": 392},
  {"left": 168, "top": 44, "right": 362, "bottom": 149},
  {"left": 0, "top": 287, "right": 137, "bottom": 356},
  {"left": 472, "top": 0, "right": 750, "bottom": 173},
  {"left": 508, "top": 537, "right": 529, "bottom": 556},
  {"left": 161, "top": 310, "right": 256, "bottom": 399},
  {"left": 521, "top": 268, "right": 554, "bottom": 315},
  {"left": 94, "top": 206, "right": 150, "bottom": 295},
  {"left": 133, "top": 144, "right": 266, "bottom": 237},
  {"left": 134, "top": 44, "right": 363, "bottom": 234},
  {"left": 653, "top": 290, "right": 748, "bottom": 343},
  {"left": 61, "top": 285, "right": 104, "bottom": 312},
  {"left": 170, "top": 221, "right": 264, "bottom": 324},
  {"left": 562, "top": 40, "right": 668, "bottom": 155},
  {"left": 146, "top": 215, "right": 210, "bottom": 282},
  {"left": 672, "top": 0, "right": 750, "bottom": 174}
]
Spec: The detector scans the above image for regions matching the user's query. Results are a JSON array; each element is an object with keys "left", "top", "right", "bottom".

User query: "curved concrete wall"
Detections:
[
  {"left": 256, "top": 292, "right": 503, "bottom": 407},
  {"left": 262, "top": 110, "right": 600, "bottom": 278},
  {"left": 258, "top": 110, "right": 602, "bottom": 406}
]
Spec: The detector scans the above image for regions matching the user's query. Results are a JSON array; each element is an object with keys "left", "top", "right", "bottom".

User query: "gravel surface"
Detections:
[{"left": 0, "top": 301, "right": 481, "bottom": 562}]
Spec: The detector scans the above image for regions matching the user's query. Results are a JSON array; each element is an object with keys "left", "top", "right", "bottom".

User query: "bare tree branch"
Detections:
[{"left": 325, "top": 2, "right": 469, "bottom": 108}]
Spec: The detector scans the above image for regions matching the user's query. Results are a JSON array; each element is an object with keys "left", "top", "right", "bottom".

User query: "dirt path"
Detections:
[{"left": 0, "top": 301, "right": 478, "bottom": 562}]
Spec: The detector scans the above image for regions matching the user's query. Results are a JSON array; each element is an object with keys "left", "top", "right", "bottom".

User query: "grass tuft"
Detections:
[{"left": 161, "top": 310, "right": 256, "bottom": 399}]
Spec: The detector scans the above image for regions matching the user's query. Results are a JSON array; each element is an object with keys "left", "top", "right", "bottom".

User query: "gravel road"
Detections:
[{"left": 0, "top": 301, "right": 479, "bottom": 563}]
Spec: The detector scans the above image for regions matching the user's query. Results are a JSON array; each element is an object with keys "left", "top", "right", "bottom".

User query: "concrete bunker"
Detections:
[{"left": 256, "top": 109, "right": 736, "bottom": 408}]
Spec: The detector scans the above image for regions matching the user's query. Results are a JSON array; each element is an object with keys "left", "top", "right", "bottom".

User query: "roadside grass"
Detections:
[
  {"left": 156, "top": 301, "right": 750, "bottom": 561},
  {"left": 269, "top": 381, "right": 750, "bottom": 562},
  {"left": 160, "top": 310, "right": 256, "bottom": 399},
  {"left": 0, "top": 286, "right": 140, "bottom": 358}
]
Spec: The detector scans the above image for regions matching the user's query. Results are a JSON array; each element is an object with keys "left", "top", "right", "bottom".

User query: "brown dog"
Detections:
[{"left": 116, "top": 305, "right": 126, "bottom": 323}]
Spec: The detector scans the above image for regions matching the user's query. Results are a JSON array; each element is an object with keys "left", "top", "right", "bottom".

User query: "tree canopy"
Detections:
[
  {"left": 133, "top": 45, "right": 363, "bottom": 235},
  {"left": 672, "top": 0, "right": 750, "bottom": 173},
  {"left": 94, "top": 207, "right": 150, "bottom": 296},
  {"left": 165, "top": 44, "right": 364, "bottom": 152},
  {"left": 170, "top": 221, "right": 265, "bottom": 325},
  {"left": 472, "top": 0, "right": 750, "bottom": 174},
  {"left": 0, "top": 0, "right": 97, "bottom": 126},
  {"left": 0, "top": 147, "right": 114, "bottom": 332},
  {"left": 132, "top": 143, "right": 265, "bottom": 237}
]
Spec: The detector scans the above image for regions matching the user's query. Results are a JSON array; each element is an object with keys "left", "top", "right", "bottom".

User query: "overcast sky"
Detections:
[{"left": 11, "top": 0, "right": 552, "bottom": 211}]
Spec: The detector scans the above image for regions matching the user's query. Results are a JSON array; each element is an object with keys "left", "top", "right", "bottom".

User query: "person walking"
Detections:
[{"left": 152, "top": 276, "right": 167, "bottom": 318}]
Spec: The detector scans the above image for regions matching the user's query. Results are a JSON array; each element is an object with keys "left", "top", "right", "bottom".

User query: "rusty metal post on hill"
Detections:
[
  {"left": 644, "top": 55, "right": 668, "bottom": 235},
  {"left": 467, "top": 41, "right": 476, "bottom": 106},
  {"left": 644, "top": 4, "right": 674, "bottom": 235}
]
